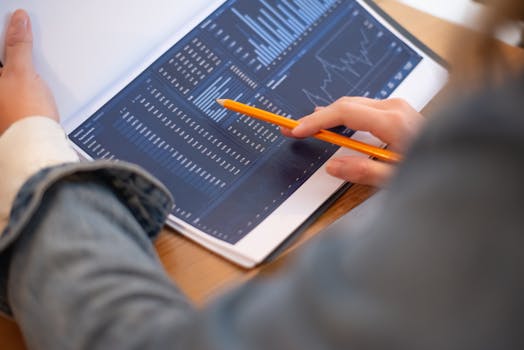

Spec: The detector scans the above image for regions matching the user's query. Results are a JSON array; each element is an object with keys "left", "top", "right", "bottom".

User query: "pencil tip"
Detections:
[{"left": 216, "top": 99, "right": 225, "bottom": 106}]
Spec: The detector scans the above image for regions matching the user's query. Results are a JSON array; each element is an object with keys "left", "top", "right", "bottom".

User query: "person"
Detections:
[{"left": 0, "top": 1, "right": 523, "bottom": 348}]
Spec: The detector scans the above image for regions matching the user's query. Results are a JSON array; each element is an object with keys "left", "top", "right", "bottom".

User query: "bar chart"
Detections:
[{"left": 230, "top": 0, "right": 339, "bottom": 66}]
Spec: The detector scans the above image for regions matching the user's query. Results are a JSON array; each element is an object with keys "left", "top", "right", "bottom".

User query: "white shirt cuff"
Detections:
[{"left": 0, "top": 117, "right": 79, "bottom": 233}]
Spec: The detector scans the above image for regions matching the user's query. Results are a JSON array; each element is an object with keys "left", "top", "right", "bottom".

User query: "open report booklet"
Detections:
[{"left": 59, "top": 0, "right": 448, "bottom": 268}]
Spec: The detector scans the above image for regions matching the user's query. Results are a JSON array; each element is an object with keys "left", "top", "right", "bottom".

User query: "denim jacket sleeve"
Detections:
[{"left": 0, "top": 160, "right": 174, "bottom": 318}]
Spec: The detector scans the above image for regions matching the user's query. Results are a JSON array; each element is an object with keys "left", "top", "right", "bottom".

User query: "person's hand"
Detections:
[
  {"left": 282, "top": 97, "right": 424, "bottom": 187},
  {"left": 0, "top": 9, "right": 58, "bottom": 134}
]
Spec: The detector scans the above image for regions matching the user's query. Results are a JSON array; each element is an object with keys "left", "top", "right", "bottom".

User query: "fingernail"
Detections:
[
  {"left": 11, "top": 13, "right": 28, "bottom": 35},
  {"left": 15, "top": 18, "right": 28, "bottom": 33}
]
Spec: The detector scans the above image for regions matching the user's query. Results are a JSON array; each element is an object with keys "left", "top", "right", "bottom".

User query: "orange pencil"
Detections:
[{"left": 216, "top": 99, "right": 401, "bottom": 163}]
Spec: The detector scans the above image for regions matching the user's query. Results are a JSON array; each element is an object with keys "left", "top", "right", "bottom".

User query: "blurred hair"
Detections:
[
  {"left": 482, "top": 0, "right": 524, "bottom": 57},
  {"left": 451, "top": 0, "right": 524, "bottom": 86},
  {"left": 488, "top": 0, "right": 524, "bottom": 23}
]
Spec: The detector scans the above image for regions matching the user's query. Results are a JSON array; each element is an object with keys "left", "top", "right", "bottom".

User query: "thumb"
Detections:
[
  {"left": 4, "top": 9, "right": 34, "bottom": 73},
  {"left": 326, "top": 156, "right": 394, "bottom": 187}
]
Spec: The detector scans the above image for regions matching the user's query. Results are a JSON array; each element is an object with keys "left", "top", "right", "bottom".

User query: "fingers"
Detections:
[
  {"left": 4, "top": 9, "right": 34, "bottom": 74},
  {"left": 279, "top": 96, "right": 423, "bottom": 186},
  {"left": 280, "top": 106, "right": 326, "bottom": 138},
  {"left": 291, "top": 97, "right": 423, "bottom": 151},
  {"left": 0, "top": 9, "right": 59, "bottom": 127},
  {"left": 292, "top": 97, "right": 399, "bottom": 139},
  {"left": 280, "top": 126, "right": 294, "bottom": 138},
  {"left": 326, "top": 156, "right": 394, "bottom": 187}
]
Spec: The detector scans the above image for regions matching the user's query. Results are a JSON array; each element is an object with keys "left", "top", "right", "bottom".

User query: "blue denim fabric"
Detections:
[{"left": 0, "top": 161, "right": 173, "bottom": 318}]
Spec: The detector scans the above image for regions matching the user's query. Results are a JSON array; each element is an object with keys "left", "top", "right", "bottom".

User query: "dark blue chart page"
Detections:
[{"left": 70, "top": 0, "right": 422, "bottom": 244}]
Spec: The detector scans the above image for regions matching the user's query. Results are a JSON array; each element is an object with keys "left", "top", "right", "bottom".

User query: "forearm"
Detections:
[
  {"left": 8, "top": 174, "right": 196, "bottom": 350},
  {"left": 4, "top": 163, "right": 358, "bottom": 350}
]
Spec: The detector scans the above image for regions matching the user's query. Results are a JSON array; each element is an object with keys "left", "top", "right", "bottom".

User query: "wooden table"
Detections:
[{"left": 1, "top": 1, "right": 523, "bottom": 348}]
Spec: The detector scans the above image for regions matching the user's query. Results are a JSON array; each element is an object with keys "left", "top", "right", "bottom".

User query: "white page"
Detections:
[{"left": 0, "top": 0, "right": 211, "bottom": 121}]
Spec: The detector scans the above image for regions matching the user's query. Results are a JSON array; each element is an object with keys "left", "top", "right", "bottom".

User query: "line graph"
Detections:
[
  {"left": 302, "top": 12, "right": 393, "bottom": 105},
  {"left": 303, "top": 27, "right": 376, "bottom": 105}
]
